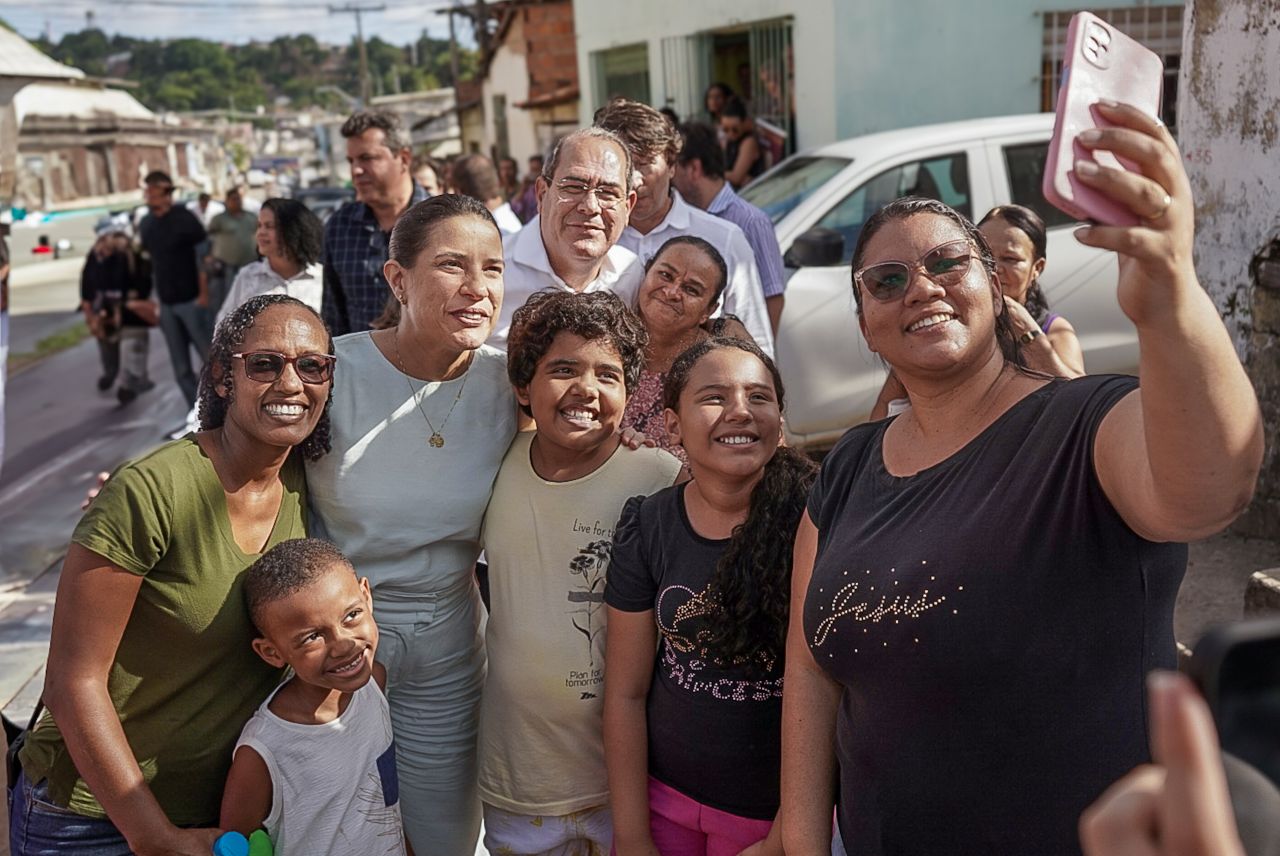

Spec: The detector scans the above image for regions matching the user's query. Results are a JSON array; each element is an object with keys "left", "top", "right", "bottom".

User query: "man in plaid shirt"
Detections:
[{"left": 322, "top": 111, "right": 428, "bottom": 335}]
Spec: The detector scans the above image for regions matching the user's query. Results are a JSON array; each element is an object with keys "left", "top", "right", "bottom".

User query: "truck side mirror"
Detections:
[{"left": 785, "top": 227, "right": 844, "bottom": 268}]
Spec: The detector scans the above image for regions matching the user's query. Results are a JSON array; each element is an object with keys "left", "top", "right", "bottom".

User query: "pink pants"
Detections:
[{"left": 643, "top": 777, "right": 773, "bottom": 856}]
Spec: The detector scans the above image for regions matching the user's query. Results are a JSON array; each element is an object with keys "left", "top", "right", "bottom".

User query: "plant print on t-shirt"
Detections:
[{"left": 568, "top": 537, "right": 612, "bottom": 670}]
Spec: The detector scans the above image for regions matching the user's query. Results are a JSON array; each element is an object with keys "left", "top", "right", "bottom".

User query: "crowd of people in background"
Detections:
[{"left": 4, "top": 88, "right": 1273, "bottom": 856}]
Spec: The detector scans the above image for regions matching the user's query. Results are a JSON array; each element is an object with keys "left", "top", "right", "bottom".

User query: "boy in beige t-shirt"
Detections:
[{"left": 479, "top": 291, "right": 682, "bottom": 854}]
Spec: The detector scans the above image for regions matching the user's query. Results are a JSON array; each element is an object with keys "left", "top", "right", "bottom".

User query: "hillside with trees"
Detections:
[{"left": 30, "top": 28, "right": 477, "bottom": 113}]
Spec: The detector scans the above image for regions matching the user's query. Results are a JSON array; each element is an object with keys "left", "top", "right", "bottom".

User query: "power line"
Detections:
[{"left": 328, "top": 3, "right": 384, "bottom": 106}]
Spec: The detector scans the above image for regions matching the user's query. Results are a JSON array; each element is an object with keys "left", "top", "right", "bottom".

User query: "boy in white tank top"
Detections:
[{"left": 220, "top": 538, "right": 408, "bottom": 855}]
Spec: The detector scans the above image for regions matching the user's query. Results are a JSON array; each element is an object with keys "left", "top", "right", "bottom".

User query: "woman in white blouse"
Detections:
[{"left": 216, "top": 198, "right": 324, "bottom": 325}]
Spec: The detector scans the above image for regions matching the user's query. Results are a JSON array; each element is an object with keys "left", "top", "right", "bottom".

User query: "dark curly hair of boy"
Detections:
[
  {"left": 197, "top": 293, "right": 333, "bottom": 461},
  {"left": 506, "top": 290, "right": 649, "bottom": 418}
]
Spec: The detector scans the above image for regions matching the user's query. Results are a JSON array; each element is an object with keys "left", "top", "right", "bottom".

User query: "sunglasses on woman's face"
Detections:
[
  {"left": 232, "top": 351, "right": 337, "bottom": 384},
  {"left": 854, "top": 239, "right": 976, "bottom": 302}
]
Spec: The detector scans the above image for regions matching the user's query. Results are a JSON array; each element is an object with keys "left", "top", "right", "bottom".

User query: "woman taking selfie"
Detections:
[
  {"left": 781, "top": 102, "right": 1263, "bottom": 855},
  {"left": 606, "top": 338, "right": 817, "bottom": 856},
  {"left": 13, "top": 295, "right": 332, "bottom": 855}
]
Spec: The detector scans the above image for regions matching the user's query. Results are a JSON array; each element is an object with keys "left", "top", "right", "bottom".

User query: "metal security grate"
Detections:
[
  {"left": 748, "top": 18, "right": 794, "bottom": 157},
  {"left": 1041, "top": 6, "right": 1183, "bottom": 131}
]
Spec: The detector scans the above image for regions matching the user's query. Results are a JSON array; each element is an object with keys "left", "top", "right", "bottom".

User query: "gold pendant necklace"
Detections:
[{"left": 393, "top": 329, "right": 469, "bottom": 448}]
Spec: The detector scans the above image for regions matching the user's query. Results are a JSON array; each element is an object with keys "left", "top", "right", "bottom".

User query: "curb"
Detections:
[
  {"left": 1244, "top": 569, "right": 1280, "bottom": 617},
  {"left": 9, "top": 258, "right": 84, "bottom": 289}
]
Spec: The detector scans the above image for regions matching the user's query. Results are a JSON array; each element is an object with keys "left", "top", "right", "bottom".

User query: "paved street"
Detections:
[{"left": 2, "top": 261, "right": 185, "bottom": 720}]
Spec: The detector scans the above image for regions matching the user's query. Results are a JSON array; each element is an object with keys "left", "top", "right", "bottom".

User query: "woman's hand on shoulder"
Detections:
[
  {"left": 81, "top": 471, "right": 112, "bottom": 510},
  {"left": 1003, "top": 296, "right": 1042, "bottom": 343},
  {"left": 1069, "top": 100, "right": 1197, "bottom": 327},
  {"left": 620, "top": 425, "right": 657, "bottom": 449}
]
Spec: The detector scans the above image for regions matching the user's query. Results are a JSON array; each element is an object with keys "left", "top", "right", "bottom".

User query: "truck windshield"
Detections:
[{"left": 739, "top": 156, "right": 852, "bottom": 224}]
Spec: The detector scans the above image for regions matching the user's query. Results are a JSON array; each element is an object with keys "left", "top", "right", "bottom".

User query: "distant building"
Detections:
[
  {"left": 1, "top": 27, "right": 218, "bottom": 211},
  {"left": 372, "top": 87, "right": 462, "bottom": 156},
  {"left": 445, "top": 0, "right": 580, "bottom": 164},
  {"left": 572, "top": 0, "right": 1184, "bottom": 155}
]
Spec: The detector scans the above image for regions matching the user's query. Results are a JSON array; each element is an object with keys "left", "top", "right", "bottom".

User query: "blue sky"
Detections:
[{"left": 1, "top": 0, "right": 462, "bottom": 47}]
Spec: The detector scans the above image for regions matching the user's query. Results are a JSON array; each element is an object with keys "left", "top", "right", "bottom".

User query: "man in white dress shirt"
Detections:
[
  {"left": 489, "top": 127, "right": 640, "bottom": 350},
  {"left": 594, "top": 98, "right": 774, "bottom": 357}
]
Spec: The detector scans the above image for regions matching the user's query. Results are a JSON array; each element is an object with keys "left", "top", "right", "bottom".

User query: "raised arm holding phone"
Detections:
[{"left": 780, "top": 97, "right": 1263, "bottom": 855}]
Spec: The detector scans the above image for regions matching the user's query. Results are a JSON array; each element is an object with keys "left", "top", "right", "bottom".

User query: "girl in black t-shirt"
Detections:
[{"left": 604, "top": 338, "right": 816, "bottom": 856}]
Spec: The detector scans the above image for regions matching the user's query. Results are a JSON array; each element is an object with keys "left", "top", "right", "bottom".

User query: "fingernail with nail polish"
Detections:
[{"left": 1074, "top": 160, "right": 1100, "bottom": 176}]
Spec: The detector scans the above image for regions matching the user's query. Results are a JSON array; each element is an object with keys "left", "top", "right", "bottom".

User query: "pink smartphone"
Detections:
[{"left": 1043, "top": 12, "right": 1164, "bottom": 226}]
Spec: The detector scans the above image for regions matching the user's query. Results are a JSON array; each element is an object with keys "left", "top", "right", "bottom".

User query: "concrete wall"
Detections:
[
  {"left": 1178, "top": 0, "right": 1280, "bottom": 537},
  {"left": 575, "top": 0, "right": 1167, "bottom": 149},
  {"left": 572, "top": 0, "right": 838, "bottom": 151},
  {"left": 482, "top": 12, "right": 539, "bottom": 164},
  {"left": 832, "top": 0, "right": 1170, "bottom": 138}
]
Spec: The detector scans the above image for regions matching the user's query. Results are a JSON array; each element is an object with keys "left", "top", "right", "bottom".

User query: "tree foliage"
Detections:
[{"left": 32, "top": 28, "right": 476, "bottom": 113}]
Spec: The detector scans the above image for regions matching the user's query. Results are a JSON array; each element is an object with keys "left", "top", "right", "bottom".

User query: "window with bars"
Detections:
[
  {"left": 1040, "top": 6, "right": 1183, "bottom": 132},
  {"left": 660, "top": 17, "right": 795, "bottom": 158},
  {"left": 594, "top": 43, "right": 652, "bottom": 107}
]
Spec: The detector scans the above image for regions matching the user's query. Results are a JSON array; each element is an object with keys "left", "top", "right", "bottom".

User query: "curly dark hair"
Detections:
[
  {"left": 643, "top": 235, "right": 729, "bottom": 307},
  {"left": 261, "top": 198, "right": 323, "bottom": 267},
  {"left": 244, "top": 538, "right": 353, "bottom": 635},
  {"left": 507, "top": 290, "right": 649, "bottom": 417},
  {"left": 850, "top": 196, "right": 1026, "bottom": 368},
  {"left": 979, "top": 204, "right": 1051, "bottom": 326},
  {"left": 662, "top": 337, "right": 818, "bottom": 674},
  {"left": 198, "top": 294, "right": 333, "bottom": 461}
]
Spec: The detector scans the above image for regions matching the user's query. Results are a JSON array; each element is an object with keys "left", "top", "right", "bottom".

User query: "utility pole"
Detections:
[
  {"left": 473, "top": 0, "right": 490, "bottom": 59},
  {"left": 329, "top": 3, "right": 386, "bottom": 107},
  {"left": 447, "top": 8, "right": 460, "bottom": 87}
]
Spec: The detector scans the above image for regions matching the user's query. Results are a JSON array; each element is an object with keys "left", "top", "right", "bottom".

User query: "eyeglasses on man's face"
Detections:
[{"left": 553, "top": 179, "right": 627, "bottom": 212}]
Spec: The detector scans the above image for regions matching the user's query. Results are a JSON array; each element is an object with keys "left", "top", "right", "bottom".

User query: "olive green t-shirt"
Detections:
[{"left": 20, "top": 438, "right": 303, "bottom": 824}]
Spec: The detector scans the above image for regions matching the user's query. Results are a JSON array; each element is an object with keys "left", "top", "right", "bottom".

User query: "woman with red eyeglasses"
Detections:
[
  {"left": 13, "top": 294, "right": 334, "bottom": 856},
  {"left": 780, "top": 102, "right": 1263, "bottom": 855}
]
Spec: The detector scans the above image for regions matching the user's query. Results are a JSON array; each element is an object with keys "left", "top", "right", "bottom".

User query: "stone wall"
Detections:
[{"left": 1179, "top": 0, "right": 1280, "bottom": 537}]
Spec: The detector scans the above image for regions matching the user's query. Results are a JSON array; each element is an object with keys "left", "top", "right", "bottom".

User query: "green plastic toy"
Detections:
[{"left": 212, "top": 829, "right": 274, "bottom": 856}]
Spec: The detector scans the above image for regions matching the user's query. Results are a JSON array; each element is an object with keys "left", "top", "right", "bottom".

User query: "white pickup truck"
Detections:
[{"left": 741, "top": 113, "right": 1138, "bottom": 451}]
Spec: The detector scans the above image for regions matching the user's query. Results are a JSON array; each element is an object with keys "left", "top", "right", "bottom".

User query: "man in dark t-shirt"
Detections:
[{"left": 137, "top": 171, "right": 209, "bottom": 406}]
